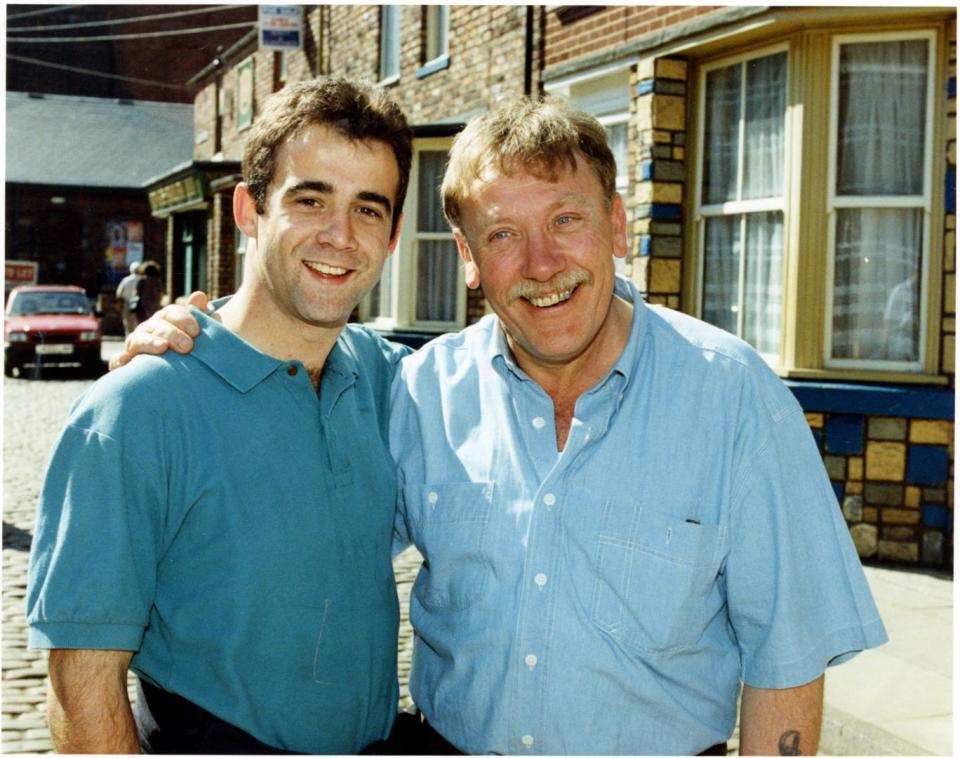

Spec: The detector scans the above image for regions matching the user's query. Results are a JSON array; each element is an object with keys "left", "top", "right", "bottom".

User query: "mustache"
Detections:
[{"left": 506, "top": 270, "right": 593, "bottom": 304}]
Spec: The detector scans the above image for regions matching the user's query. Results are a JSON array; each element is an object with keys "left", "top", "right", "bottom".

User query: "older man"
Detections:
[{"left": 116, "top": 97, "right": 886, "bottom": 756}]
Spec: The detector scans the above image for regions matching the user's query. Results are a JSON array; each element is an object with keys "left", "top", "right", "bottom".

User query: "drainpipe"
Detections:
[{"left": 524, "top": 5, "right": 534, "bottom": 96}]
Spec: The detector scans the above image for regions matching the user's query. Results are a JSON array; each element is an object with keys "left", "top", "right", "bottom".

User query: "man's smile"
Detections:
[{"left": 304, "top": 260, "right": 350, "bottom": 277}]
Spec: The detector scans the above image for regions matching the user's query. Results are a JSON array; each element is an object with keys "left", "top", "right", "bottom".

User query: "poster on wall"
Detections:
[
  {"left": 236, "top": 58, "right": 255, "bottom": 130},
  {"left": 126, "top": 220, "right": 144, "bottom": 265},
  {"left": 104, "top": 220, "right": 145, "bottom": 269}
]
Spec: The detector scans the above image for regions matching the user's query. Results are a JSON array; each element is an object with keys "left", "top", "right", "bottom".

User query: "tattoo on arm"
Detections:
[{"left": 778, "top": 730, "right": 801, "bottom": 755}]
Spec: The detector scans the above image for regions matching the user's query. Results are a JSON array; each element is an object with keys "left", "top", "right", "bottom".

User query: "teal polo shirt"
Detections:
[{"left": 27, "top": 310, "right": 409, "bottom": 753}]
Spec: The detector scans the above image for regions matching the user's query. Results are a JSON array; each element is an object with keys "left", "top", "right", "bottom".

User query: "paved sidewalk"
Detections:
[
  {"left": 819, "top": 564, "right": 953, "bottom": 756},
  {"left": 2, "top": 353, "right": 953, "bottom": 754}
]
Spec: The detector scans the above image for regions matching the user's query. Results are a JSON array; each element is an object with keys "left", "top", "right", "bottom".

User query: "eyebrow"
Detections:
[{"left": 285, "top": 181, "right": 392, "bottom": 217}]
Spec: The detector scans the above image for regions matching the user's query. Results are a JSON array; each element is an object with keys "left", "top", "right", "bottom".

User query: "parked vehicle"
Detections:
[{"left": 4, "top": 285, "right": 102, "bottom": 377}]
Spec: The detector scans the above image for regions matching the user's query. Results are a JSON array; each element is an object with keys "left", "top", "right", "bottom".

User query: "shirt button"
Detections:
[
  {"left": 521, "top": 735, "right": 534, "bottom": 747},
  {"left": 534, "top": 573, "right": 547, "bottom": 588},
  {"left": 287, "top": 365, "right": 298, "bottom": 376},
  {"left": 525, "top": 653, "right": 538, "bottom": 668},
  {"left": 427, "top": 491, "right": 439, "bottom": 506},
  {"left": 543, "top": 493, "right": 556, "bottom": 507},
  {"left": 531, "top": 416, "right": 545, "bottom": 429}
]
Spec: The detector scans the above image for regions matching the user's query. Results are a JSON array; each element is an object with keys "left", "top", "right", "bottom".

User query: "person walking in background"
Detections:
[
  {"left": 115, "top": 261, "right": 142, "bottom": 335},
  {"left": 135, "top": 260, "right": 165, "bottom": 323}
]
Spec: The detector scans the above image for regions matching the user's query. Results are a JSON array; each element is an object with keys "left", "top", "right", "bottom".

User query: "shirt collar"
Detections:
[{"left": 190, "top": 307, "right": 359, "bottom": 394}]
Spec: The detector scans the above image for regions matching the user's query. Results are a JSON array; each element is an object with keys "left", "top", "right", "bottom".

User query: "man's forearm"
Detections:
[
  {"left": 47, "top": 649, "right": 139, "bottom": 753},
  {"left": 738, "top": 674, "right": 824, "bottom": 756}
]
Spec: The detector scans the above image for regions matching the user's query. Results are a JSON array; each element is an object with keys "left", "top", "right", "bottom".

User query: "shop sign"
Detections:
[
  {"left": 5, "top": 260, "right": 38, "bottom": 294},
  {"left": 149, "top": 175, "right": 205, "bottom": 214}
]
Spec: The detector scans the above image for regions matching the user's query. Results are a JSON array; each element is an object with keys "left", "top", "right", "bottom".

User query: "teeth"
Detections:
[
  {"left": 527, "top": 288, "right": 575, "bottom": 308},
  {"left": 304, "top": 261, "right": 348, "bottom": 276}
]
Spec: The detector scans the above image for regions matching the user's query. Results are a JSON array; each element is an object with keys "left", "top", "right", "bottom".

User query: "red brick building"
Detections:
[{"left": 159, "top": 5, "right": 955, "bottom": 567}]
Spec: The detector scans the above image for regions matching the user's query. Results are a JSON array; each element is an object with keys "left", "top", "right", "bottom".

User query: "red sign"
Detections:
[{"left": 5, "top": 260, "right": 38, "bottom": 288}]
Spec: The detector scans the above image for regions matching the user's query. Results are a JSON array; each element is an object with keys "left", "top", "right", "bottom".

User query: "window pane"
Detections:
[
  {"left": 426, "top": 5, "right": 449, "bottom": 61},
  {"left": 743, "top": 52, "right": 786, "bottom": 200},
  {"left": 416, "top": 239, "right": 459, "bottom": 322},
  {"left": 702, "top": 216, "right": 740, "bottom": 335},
  {"left": 605, "top": 120, "right": 628, "bottom": 190},
  {"left": 379, "top": 5, "right": 400, "bottom": 80},
  {"left": 369, "top": 257, "right": 393, "bottom": 319},
  {"left": 837, "top": 40, "right": 928, "bottom": 196},
  {"left": 743, "top": 211, "right": 783, "bottom": 355},
  {"left": 832, "top": 208, "right": 922, "bottom": 361},
  {"left": 702, "top": 64, "right": 741, "bottom": 204},
  {"left": 417, "top": 151, "right": 448, "bottom": 232}
]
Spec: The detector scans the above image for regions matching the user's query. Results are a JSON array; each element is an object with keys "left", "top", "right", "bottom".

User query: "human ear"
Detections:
[
  {"left": 611, "top": 193, "right": 628, "bottom": 259},
  {"left": 454, "top": 230, "right": 481, "bottom": 289},
  {"left": 233, "top": 183, "right": 259, "bottom": 239}
]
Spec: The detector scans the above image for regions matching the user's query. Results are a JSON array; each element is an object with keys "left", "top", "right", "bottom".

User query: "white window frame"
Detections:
[
  {"left": 545, "top": 63, "right": 632, "bottom": 193},
  {"left": 361, "top": 137, "right": 464, "bottom": 332},
  {"left": 425, "top": 5, "right": 449, "bottom": 65},
  {"left": 693, "top": 43, "right": 792, "bottom": 366},
  {"left": 379, "top": 5, "right": 401, "bottom": 85},
  {"left": 823, "top": 30, "right": 936, "bottom": 372}
]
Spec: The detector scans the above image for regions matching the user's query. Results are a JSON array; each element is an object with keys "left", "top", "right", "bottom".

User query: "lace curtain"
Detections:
[
  {"left": 416, "top": 151, "right": 459, "bottom": 323},
  {"left": 701, "top": 52, "right": 786, "bottom": 356},
  {"left": 831, "top": 39, "right": 927, "bottom": 362}
]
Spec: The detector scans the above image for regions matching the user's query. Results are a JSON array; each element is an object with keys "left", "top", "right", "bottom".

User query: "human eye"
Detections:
[
  {"left": 296, "top": 196, "right": 322, "bottom": 209},
  {"left": 555, "top": 213, "right": 578, "bottom": 226},
  {"left": 488, "top": 229, "right": 512, "bottom": 243},
  {"left": 357, "top": 205, "right": 385, "bottom": 220}
]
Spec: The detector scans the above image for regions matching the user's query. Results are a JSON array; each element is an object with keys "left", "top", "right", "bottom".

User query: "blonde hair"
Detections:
[{"left": 441, "top": 96, "right": 618, "bottom": 229}]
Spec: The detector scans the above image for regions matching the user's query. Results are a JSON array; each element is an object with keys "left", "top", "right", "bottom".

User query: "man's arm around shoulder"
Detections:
[
  {"left": 739, "top": 675, "right": 824, "bottom": 755},
  {"left": 47, "top": 648, "right": 139, "bottom": 753}
]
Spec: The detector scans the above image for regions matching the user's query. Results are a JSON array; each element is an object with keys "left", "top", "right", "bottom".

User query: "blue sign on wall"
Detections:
[{"left": 259, "top": 6, "right": 302, "bottom": 51}]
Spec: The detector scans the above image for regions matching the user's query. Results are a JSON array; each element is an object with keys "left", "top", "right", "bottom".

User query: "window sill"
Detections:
[
  {"left": 377, "top": 74, "right": 400, "bottom": 88},
  {"left": 782, "top": 377, "right": 954, "bottom": 420},
  {"left": 780, "top": 367, "right": 950, "bottom": 387},
  {"left": 416, "top": 55, "right": 450, "bottom": 79}
]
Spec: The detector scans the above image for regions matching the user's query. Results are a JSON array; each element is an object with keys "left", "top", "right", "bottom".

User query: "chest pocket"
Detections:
[
  {"left": 592, "top": 506, "right": 723, "bottom": 656},
  {"left": 408, "top": 482, "right": 494, "bottom": 611}
]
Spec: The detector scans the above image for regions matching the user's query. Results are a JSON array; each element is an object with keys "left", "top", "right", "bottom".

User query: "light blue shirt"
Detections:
[
  {"left": 390, "top": 276, "right": 887, "bottom": 755},
  {"left": 28, "top": 310, "right": 408, "bottom": 754}
]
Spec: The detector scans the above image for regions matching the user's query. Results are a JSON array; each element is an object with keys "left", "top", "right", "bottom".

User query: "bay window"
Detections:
[{"left": 694, "top": 30, "right": 940, "bottom": 377}]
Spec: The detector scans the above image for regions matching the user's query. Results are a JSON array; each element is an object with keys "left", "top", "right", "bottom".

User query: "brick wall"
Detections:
[
  {"left": 207, "top": 190, "right": 239, "bottom": 299},
  {"left": 627, "top": 57, "right": 689, "bottom": 310},
  {"left": 326, "top": 4, "right": 532, "bottom": 124},
  {"left": 544, "top": 6, "right": 718, "bottom": 69}
]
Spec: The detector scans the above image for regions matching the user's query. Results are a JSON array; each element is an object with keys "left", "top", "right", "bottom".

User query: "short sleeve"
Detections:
[
  {"left": 724, "top": 405, "right": 888, "bottom": 688},
  {"left": 26, "top": 421, "right": 166, "bottom": 651}
]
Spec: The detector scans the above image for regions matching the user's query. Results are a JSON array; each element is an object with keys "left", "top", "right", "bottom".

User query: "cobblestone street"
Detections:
[{"left": 2, "top": 369, "right": 423, "bottom": 753}]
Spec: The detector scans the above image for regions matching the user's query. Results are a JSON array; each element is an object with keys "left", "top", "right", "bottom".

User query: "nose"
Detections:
[
  {"left": 315, "top": 206, "right": 356, "bottom": 249},
  {"left": 521, "top": 228, "right": 565, "bottom": 281}
]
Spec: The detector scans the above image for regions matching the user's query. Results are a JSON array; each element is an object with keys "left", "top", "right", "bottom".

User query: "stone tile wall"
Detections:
[{"left": 806, "top": 412, "right": 953, "bottom": 567}]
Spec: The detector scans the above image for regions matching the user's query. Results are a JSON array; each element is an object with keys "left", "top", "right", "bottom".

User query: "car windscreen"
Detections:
[{"left": 8, "top": 292, "right": 93, "bottom": 316}]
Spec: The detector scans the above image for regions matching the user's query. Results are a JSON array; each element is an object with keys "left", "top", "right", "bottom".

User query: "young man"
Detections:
[
  {"left": 27, "top": 77, "right": 413, "bottom": 754},
  {"left": 116, "top": 97, "right": 887, "bottom": 756}
]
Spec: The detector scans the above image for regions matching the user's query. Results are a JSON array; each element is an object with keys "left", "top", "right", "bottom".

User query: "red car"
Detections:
[{"left": 4, "top": 285, "right": 102, "bottom": 377}]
